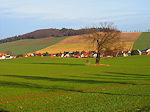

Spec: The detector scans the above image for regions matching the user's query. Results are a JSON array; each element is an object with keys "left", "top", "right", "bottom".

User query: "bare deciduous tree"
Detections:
[{"left": 85, "top": 23, "right": 121, "bottom": 64}]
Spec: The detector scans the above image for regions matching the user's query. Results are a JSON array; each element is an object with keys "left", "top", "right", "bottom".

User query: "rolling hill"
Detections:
[
  {"left": 36, "top": 32, "right": 142, "bottom": 54},
  {"left": 0, "top": 37, "right": 66, "bottom": 55},
  {"left": 0, "top": 32, "right": 146, "bottom": 55},
  {"left": 0, "top": 28, "right": 103, "bottom": 44}
]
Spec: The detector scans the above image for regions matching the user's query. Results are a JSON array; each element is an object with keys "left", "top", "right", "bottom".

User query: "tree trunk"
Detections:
[
  {"left": 96, "top": 40, "right": 101, "bottom": 64},
  {"left": 96, "top": 52, "right": 101, "bottom": 64}
]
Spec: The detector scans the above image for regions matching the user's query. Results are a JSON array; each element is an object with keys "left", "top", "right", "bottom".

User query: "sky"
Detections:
[{"left": 0, "top": 0, "right": 150, "bottom": 39}]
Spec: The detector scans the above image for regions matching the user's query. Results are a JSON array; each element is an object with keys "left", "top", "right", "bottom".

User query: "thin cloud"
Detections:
[{"left": 0, "top": 0, "right": 150, "bottom": 38}]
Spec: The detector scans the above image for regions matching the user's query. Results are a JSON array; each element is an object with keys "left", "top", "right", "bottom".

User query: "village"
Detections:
[{"left": 0, "top": 49, "right": 150, "bottom": 59}]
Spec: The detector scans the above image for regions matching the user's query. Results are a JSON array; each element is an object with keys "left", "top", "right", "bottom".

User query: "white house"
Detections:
[
  {"left": 81, "top": 54, "right": 85, "bottom": 58},
  {"left": 93, "top": 54, "right": 97, "bottom": 58},
  {"left": 64, "top": 54, "right": 70, "bottom": 57},
  {"left": 137, "top": 49, "right": 142, "bottom": 55},
  {"left": 61, "top": 54, "right": 64, "bottom": 57},
  {"left": 146, "top": 49, "right": 150, "bottom": 52},
  {"left": 0, "top": 56, "right": 6, "bottom": 59}
]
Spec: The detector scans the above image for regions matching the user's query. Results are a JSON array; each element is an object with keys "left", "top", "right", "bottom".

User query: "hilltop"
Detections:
[{"left": 0, "top": 28, "right": 103, "bottom": 44}]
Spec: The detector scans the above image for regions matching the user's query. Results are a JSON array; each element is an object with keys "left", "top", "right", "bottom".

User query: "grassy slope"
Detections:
[
  {"left": 37, "top": 32, "right": 142, "bottom": 53},
  {"left": 0, "top": 37, "right": 66, "bottom": 55},
  {"left": 0, "top": 32, "right": 142, "bottom": 55},
  {"left": 0, "top": 56, "right": 150, "bottom": 112},
  {"left": 133, "top": 32, "right": 150, "bottom": 50}
]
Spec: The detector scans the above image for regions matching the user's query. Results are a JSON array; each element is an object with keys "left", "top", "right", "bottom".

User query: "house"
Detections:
[
  {"left": 81, "top": 53, "right": 89, "bottom": 58},
  {"left": 64, "top": 53, "right": 70, "bottom": 57},
  {"left": 69, "top": 53, "right": 74, "bottom": 57},
  {"left": 0, "top": 53, "right": 6, "bottom": 56},
  {"left": 93, "top": 54, "right": 97, "bottom": 58},
  {"left": 6, "top": 56, "right": 13, "bottom": 59},
  {"left": 0, "top": 53, "right": 6, "bottom": 59},
  {"left": 146, "top": 49, "right": 150, "bottom": 52},
  {"left": 0, "top": 55, "right": 15, "bottom": 59},
  {"left": 75, "top": 54, "right": 80, "bottom": 58},
  {"left": 142, "top": 49, "right": 149, "bottom": 55},
  {"left": 81, "top": 54, "right": 84, "bottom": 58},
  {"left": 137, "top": 49, "right": 142, "bottom": 55},
  {"left": 61, "top": 53, "right": 64, "bottom": 57},
  {"left": 142, "top": 51, "right": 148, "bottom": 55},
  {"left": 146, "top": 49, "right": 150, "bottom": 55},
  {"left": 127, "top": 51, "right": 132, "bottom": 56},
  {"left": 22, "top": 54, "right": 28, "bottom": 57},
  {"left": 51, "top": 54, "right": 56, "bottom": 57},
  {"left": 36, "top": 53, "right": 42, "bottom": 56},
  {"left": 31, "top": 53, "right": 35, "bottom": 56},
  {"left": 123, "top": 52, "right": 127, "bottom": 57},
  {"left": 0, "top": 55, "right": 6, "bottom": 59}
]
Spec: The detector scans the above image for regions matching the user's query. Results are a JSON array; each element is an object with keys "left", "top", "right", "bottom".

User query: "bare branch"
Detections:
[{"left": 83, "top": 22, "right": 121, "bottom": 64}]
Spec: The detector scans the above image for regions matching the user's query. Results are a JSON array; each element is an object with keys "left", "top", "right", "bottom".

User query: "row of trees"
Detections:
[{"left": 121, "top": 29, "right": 150, "bottom": 32}]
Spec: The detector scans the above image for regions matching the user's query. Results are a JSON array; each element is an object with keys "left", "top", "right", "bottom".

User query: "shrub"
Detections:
[
  {"left": 74, "top": 51, "right": 80, "bottom": 55},
  {"left": 43, "top": 52, "right": 49, "bottom": 56},
  {"left": 131, "top": 50, "right": 139, "bottom": 55},
  {"left": 81, "top": 50, "right": 86, "bottom": 54}
]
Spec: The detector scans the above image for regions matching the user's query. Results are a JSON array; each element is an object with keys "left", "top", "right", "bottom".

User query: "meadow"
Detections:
[
  {"left": 0, "top": 56, "right": 150, "bottom": 112},
  {"left": 0, "top": 37, "right": 66, "bottom": 55},
  {"left": 133, "top": 32, "right": 150, "bottom": 50}
]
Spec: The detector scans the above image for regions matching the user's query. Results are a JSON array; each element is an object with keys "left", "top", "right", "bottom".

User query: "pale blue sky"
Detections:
[{"left": 0, "top": 0, "right": 150, "bottom": 39}]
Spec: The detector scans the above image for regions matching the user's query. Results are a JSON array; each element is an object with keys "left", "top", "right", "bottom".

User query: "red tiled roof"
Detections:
[
  {"left": 83, "top": 53, "right": 89, "bottom": 56},
  {"left": 0, "top": 53, "right": 5, "bottom": 56}
]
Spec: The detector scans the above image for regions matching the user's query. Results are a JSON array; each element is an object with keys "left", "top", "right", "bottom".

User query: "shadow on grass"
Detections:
[
  {"left": 0, "top": 109, "right": 9, "bottom": 112},
  {"left": 0, "top": 80, "right": 84, "bottom": 93},
  {"left": 106, "top": 72, "right": 150, "bottom": 77},
  {"left": 88, "top": 91, "right": 150, "bottom": 96},
  {"left": 87, "top": 73, "right": 128, "bottom": 77},
  {"left": 0, "top": 79, "right": 149, "bottom": 97},
  {"left": 0, "top": 75, "right": 136, "bottom": 85},
  {"left": 1, "top": 74, "right": 150, "bottom": 97},
  {"left": 70, "top": 75, "right": 150, "bottom": 81},
  {"left": 31, "top": 63, "right": 84, "bottom": 66},
  {"left": 85, "top": 72, "right": 150, "bottom": 80},
  {"left": 1, "top": 71, "right": 149, "bottom": 93}
]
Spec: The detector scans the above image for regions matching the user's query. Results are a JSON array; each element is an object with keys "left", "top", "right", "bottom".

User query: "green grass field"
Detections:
[
  {"left": 0, "top": 37, "right": 66, "bottom": 55},
  {"left": 0, "top": 56, "right": 150, "bottom": 112},
  {"left": 133, "top": 32, "right": 150, "bottom": 50}
]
